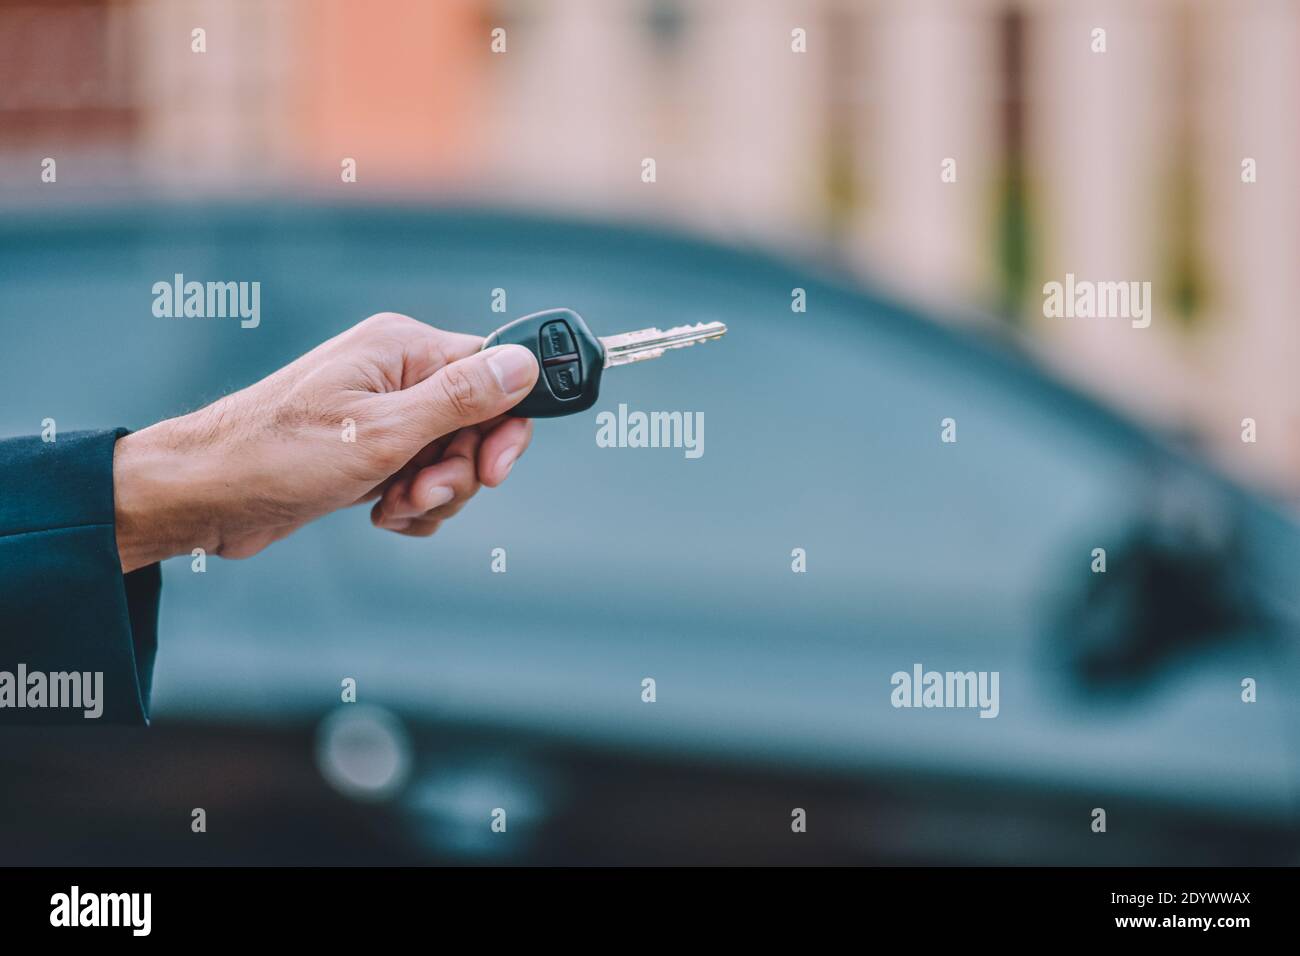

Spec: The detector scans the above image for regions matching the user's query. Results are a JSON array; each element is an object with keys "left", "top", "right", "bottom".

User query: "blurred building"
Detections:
[{"left": 1, "top": 0, "right": 1297, "bottom": 499}]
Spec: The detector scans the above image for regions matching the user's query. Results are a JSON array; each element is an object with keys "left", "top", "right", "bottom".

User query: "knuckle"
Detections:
[
  {"left": 358, "top": 312, "right": 415, "bottom": 338},
  {"left": 422, "top": 334, "right": 450, "bottom": 373}
]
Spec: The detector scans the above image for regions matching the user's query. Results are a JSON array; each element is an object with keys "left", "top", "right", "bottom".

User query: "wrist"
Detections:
[{"left": 112, "top": 418, "right": 222, "bottom": 573}]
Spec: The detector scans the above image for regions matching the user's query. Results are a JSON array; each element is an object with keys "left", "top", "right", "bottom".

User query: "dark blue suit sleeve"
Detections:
[{"left": 0, "top": 429, "right": 160, "bottom": 724}]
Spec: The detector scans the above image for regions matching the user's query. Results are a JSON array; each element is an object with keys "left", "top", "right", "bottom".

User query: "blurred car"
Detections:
[{"left": 1, "top": 204, "right": 1298, "bottom": 865}]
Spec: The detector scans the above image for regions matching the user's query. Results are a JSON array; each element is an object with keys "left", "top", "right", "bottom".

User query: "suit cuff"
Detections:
[{"left": 0, "top": 428, "right": 161, "bottom": 724}]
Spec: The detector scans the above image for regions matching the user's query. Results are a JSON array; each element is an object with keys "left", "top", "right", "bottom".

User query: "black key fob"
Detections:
[{"left": 482, "top": 308, "right": 605, "bottom": 418}]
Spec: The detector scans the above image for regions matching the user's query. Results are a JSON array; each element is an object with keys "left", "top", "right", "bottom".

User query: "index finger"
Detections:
[{"left": 424, "top": 326, "right": 485, "bottom": 363}]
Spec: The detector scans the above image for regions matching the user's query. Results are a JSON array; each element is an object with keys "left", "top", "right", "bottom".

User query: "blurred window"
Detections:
[{"left": 0, "top": 0, "right": 135, "bottom": 146}]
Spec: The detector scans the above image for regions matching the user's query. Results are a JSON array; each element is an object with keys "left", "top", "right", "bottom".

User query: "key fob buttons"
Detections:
[
  {"left": 538, "top": 320, "right": 583, "bottom": 400},
  {"left": 480, "top": 308, "right": 604, "bottom": 417}
]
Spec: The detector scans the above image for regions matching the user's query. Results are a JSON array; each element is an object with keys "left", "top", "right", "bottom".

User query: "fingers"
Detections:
[
  {"left": 384, "top": 515, "right": 444, "bottom": 538},
  {"left": 369, "top": 416, "right": 534, "bottom": 537},
  {"left": 478, "top": 416, "right": 533, "bottom": 487},
  {"left": 351, "top": 314, "right": 539, "bottom": 539},
  {"left": 422, "top": 328, "right": 484, "bottom": 361},
  {"left": 377, "top": 343, "right": 538, "bottom": 448},
  {"left": 371, "top": 427, "right": 481, "bottom": 528},
  {"left": 350, "top": 312, "right": 483, "bottom": 386},
  {"left": 398, "top": 327, "right": 483, "bottom": 386}
]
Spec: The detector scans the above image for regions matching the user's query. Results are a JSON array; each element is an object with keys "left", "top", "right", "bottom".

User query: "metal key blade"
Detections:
[{"left": 600, "top": 321, "right": 728, "bottom": 368}]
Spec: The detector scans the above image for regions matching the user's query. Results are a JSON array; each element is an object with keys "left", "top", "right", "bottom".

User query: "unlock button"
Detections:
[{"left": 540, "top": 321, "right": 576, "bottom": 359}]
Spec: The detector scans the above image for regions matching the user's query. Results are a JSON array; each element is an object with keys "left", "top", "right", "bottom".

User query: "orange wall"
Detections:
[{"left": 290, "top": 0, "right": 488, "bottom": 189}]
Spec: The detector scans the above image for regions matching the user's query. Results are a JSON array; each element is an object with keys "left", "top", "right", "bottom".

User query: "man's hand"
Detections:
[{"left": 111, "top": 312, "right": 539, "bottom": 573}]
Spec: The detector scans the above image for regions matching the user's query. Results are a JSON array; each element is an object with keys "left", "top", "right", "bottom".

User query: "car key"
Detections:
[{"left": 481, "top": 308, "right": 727, "bottom": 418}]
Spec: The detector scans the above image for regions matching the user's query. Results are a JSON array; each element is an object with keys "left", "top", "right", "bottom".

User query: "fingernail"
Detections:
[
  {"left": 495, "top": 450, "right": 518, "bottom": 478},
  {"left": 485, "top": 345, "right": 537, "bottom": 394},
  {"left": 423, "top": 485, "right": 455, "bottom": 510}
]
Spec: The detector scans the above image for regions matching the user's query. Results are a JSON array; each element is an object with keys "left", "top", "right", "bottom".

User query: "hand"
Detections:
[{"left": 111, "top": 312, "right": 539, "bottom": 573}]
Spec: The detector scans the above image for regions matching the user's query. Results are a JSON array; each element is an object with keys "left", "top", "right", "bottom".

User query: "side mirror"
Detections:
[{"left": 1054, "top": 469, "right": 1262, "bottom": 685}]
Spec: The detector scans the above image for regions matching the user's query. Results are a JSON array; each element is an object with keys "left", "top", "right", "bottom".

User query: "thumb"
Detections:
[{"left": 382, "top": 344, "right": 539, "bottom": 442}]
